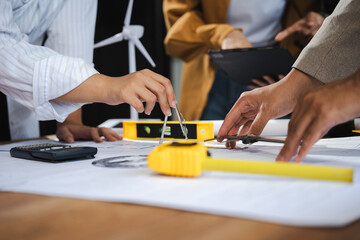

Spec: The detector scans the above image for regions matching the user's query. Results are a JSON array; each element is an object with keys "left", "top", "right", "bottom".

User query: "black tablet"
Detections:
[{"left": 208, "top": 46, "right": 294, "bottom": 85}]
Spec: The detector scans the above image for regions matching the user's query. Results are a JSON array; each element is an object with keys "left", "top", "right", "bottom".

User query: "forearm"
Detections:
[
  {"left": 59, "top": 109, "right": 83, "bottom": 125},
  {"left": 54, "top": 69, "right": 177, "bottom": 118},
  {"left": 355, "top": 68, "right": 360, "bottom": 83},
  {"left": 0, "top": 30, "right": 97, "bottom": 122},
  {"left": 53, "top": 74, "right": 111, "bottom": 104},
  {"left": 341, "top": 69, "right": 360, "bottom": 114},
  {"left": 275, "top": 68, "right": 324, "bottom": 113}
]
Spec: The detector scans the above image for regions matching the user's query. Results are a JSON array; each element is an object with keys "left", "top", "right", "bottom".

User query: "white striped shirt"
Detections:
[{"left": 0, "top": 0, "right": 98, "bottom": 126}]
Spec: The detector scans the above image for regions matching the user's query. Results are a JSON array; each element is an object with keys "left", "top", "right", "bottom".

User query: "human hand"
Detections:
[
  {"left": 55, "top": 69, "right": 177, "bottom": 117},
  {"left": 275, "top": 12, "right": 324, "bottom": 47},
  {"left": 56, "top": 122, "right": 122, "bottom": 143},
  {"left": 248, "top": 74, "right": 284, "bottom": 90},
  {"left": 221, "top": 30, "right": 252, "bottom": 50},
  {"left": 56, "top": 109, "right": 122, "bottom": 143},
  {"left": 107, "top": 69, "right": 176, "bottom": 116},
  {"left": 217, "top": 69, "right": 323, "bottom": 148},
  {"left": 277, "top": 70, "right": 360, "bottom": 163}
]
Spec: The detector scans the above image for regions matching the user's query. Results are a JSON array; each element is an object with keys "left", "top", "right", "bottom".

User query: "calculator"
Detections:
[{"left": 10, "top": 143, "right": 98, "bottom": 163}]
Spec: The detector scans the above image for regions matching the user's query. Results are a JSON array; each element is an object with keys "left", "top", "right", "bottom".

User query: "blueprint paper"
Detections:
[{"left": 0, "top": 137, "right": 360, "bottom": 227}]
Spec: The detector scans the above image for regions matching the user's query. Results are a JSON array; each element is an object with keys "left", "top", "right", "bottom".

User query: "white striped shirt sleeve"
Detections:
[{"left": 0, "top": 0, "right": 98, "bottom": 122}]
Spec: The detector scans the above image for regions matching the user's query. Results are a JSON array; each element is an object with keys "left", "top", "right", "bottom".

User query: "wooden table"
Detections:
[{"left": 1, "top": 191, "right": 359, "bottom": 240}]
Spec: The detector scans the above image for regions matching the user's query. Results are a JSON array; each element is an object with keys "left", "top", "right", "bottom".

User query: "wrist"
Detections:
[
  {"left": 346, "top": 70, "right": 360, "bottom": 101},
  {"left": 59, "top": 109, "right": 83, "bottom": 125},
  {"left": 221, "top": 30, "right": 252, "bottom": 49},
  {"left": 355, "top": 69, "right": 360, "bottom": 84},
  {"left": 279, "top": 68, "right": 324, "bottom": 107},
  {"left": 54, "top": 73, "right": 110, "bottom": 103},
  {"left": 82, "top": 73, "right": 110, "bottom": 103},
  {"left": 89, "top": 74, "right": 113, "bottom": 104}
]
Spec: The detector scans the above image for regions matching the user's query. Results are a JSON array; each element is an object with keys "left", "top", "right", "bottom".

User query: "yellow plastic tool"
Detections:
[
  {"left": 123, "top": 121, "right": 214, "bottom": 142},
  {"left": 148, "top": 142, "right": 353, "bottom": 183},
  {"left": 352, "top": 130, "right": 360, "bottom": 134}
]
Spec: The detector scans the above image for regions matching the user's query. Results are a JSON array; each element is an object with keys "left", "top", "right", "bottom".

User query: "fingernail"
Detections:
[
  {"left": 145, "top": 110, "right": 151, "bottom": 115},
  {"left": 171, "top": 101, "right": 177, "bottom": 108},
  {"left": 167, "top": 109, "right": 172, "bottom": 116},
  {"left": 65, "top": 136, "right": 73, "bottom": 143},
  {"left": 276, "top": 155, "right": 284, "bottom": 161}
]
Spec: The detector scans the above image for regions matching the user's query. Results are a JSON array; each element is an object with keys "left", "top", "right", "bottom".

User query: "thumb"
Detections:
[
  {"left": 275, "top": 31, "right": 285, "bottom": 42},
  {"left": 247, "top": 111, "right": 269, "bottom": 136}
]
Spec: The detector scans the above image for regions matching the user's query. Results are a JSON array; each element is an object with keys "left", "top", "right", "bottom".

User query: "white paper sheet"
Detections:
[
  {"left": 210, "top": 119, "right": 290, "bottom": 136},
  {"left": 213, "top": 118, "right": 360, "bottom": 136},
  {"left": 1, "top": 137, "right": 360, "bottom": 227}
]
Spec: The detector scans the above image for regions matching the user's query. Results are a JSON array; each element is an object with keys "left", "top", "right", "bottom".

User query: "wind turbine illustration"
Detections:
[{"left": 94, "top": 0, "right": 156, "bottom": 120}]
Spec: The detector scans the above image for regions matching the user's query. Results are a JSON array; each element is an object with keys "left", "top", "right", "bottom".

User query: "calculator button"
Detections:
[{"left": 50, "top": 146, "right": 64, "bottom": 150}]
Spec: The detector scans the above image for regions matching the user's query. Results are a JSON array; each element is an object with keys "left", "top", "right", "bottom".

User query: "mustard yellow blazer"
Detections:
[{"left": 163, "top": 0, "right": 320, "bottom": 120}]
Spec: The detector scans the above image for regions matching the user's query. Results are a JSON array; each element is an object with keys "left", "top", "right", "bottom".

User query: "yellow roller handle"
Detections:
[{"left": 202, "top": 157, "right": 353, "bottom": 183}]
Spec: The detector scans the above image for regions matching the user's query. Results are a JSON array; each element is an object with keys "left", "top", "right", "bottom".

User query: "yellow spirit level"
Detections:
[
  {"left": 148, "top": 142, "right": 353, "bottom": 183},
  {"left": 123, "top": 121, "right": 214, "bottom": 142}
]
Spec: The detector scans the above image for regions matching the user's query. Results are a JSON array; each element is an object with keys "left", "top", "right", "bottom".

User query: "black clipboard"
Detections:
[{"left": 208, "top": 46, "right": 294, "bottom": 85}]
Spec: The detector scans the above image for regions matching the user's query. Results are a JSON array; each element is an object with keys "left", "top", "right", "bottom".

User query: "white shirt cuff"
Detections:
[{"left": 33, "top": 55, "right": 98, "bottom": 122}]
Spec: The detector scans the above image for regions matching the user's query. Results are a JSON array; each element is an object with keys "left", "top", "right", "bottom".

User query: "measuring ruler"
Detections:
[{"left": 148, "top": 142, "right": 353, "bottom": 183}]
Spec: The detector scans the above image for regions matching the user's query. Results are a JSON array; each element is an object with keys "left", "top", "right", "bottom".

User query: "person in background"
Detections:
[
  {"left": 217, "top": 0, "right": 360, "bottom": 162},
  {"left": 163, "top": 0, "right": 326, "bottom": 121},
  {"left": 0, "top": 0, "right": 175, "bottom": 143}
]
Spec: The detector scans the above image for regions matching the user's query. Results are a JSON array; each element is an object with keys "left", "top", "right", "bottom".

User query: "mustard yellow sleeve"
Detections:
[{"left": 163, "top": 0, "right": 236, "bottom": 62}]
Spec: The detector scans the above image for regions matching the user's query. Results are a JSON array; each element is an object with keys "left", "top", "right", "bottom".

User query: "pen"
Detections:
[{"left": 205, "top": 135, "right": 285, "bottom": 144}]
